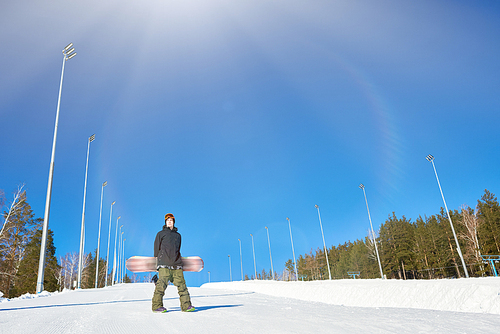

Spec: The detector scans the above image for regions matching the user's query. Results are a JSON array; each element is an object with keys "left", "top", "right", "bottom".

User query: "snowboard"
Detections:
[{"left": 126, "top": 256, "right": 204, "bottom": 273}]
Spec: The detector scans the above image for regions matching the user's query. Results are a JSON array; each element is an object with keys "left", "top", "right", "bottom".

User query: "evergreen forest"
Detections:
[
  {"left": 0, "top": 187, "right": 126, "bottom": 298},
  {"left": 286, "top": 189, "right": 500, "bottom": 281}
]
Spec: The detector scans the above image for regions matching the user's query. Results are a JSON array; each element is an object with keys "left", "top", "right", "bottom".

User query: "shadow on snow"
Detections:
[{"left": 0, "top": 291, "right": 254, "bottom": 312}]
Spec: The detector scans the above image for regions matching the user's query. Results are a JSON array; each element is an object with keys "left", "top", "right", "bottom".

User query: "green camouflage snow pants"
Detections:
[{"left": 152, "top": 268, "right": 192, "bottom": 311}]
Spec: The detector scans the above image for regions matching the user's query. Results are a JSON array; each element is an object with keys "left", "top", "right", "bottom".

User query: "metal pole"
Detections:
[
  {"left": 77, "top": 134, "right": 94, "bottom": 289},
  {"left": 238, "top": 239, "right": 243, "bottom": 281},
  {"left": 315, "top": 205, "right": 332, "bottom": 280},
  {"left": 265, "top": 227, "right": 274, "bottom": 279},
  {"left": 427, "top": 155, "right": 469, "bottom": 278},
  {"left": 360, "top": 184, "right": 384, "bottom": 279},
  {"left": 251, "top": 234, "right": 257, "bottom": 279},
  {"left": 112, "top": 218, "right": 121, "bottom": 284},
  {"left": 95, "top": 181, "right": 107, "bottom": 288},
  {"left": 228, "top": 255, "right": 232, "bottom": 282},
  {"left": 117, "top": 230, "right": 123, "bottom": 283},
  {"left": 105, "top": 201, "right": 115, "bottom": 286},
  {"left": 37, "top": 44, "right": 76, "bottom": 294},
  {"left": 122, "top": 238, "right": 126, "bottom": 283},
  {"left": 286, "top": 218, "right": 298, "bottom": 281}
]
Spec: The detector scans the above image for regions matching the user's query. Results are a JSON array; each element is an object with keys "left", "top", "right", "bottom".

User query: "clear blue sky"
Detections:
[{"left": 1, "top": 1, "right": 499, "bottom": 287}]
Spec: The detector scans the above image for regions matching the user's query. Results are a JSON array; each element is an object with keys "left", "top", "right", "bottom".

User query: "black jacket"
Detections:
[{"left": 154, "top": 225, "right": 183, "bottom": 268}]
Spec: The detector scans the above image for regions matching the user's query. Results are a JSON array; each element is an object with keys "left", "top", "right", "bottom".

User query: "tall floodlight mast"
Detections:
[{"left": 36, "top": 43, "right": 77, "bottom": 294}]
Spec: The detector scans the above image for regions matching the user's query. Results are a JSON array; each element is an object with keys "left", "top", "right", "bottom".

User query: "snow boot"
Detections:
[
  {"left": 153, "top": 307, "right": 167, "bottom": 313},
  {"left": 183, "top": 305, "right": 195, "bottom": 312}
]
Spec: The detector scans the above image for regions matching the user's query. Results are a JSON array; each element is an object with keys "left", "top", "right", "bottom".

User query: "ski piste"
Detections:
[{"left": 126, "top": 256, "right": 204, "bottom": 272}]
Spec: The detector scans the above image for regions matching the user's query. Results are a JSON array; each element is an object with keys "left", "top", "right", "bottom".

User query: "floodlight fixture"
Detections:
[{"left": 63, "top": 44, "right": 77, "bottom": 61}]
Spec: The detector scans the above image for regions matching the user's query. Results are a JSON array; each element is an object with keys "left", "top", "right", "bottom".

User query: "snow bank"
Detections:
[
  {"left": 202, "top": 277, "right": 500, "bottom": 314},
  {"left": 0, "top": 290, "right": 60, "bottom": 303}
]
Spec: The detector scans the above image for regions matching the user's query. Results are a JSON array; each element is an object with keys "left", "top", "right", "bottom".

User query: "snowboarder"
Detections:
[{"left": 152, "top": 213, "right": 195, "bottom": 313}]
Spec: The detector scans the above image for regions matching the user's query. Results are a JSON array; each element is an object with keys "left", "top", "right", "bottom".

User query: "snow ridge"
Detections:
[{"left": 202, "top": 277, "right": 500, "bottom": 314}]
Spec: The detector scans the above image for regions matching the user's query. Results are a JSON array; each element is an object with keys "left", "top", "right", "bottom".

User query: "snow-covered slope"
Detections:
[
  {"left": 203, "top": 277, "right": 500, "bottom": 314},
  {"left": 1, "top": 279, "right": 500, "bottom": 333}
]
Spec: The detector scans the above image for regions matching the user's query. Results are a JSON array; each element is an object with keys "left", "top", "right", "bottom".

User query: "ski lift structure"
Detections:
[
  {"left": 481, "top": 255, "right": 500, "bottom": 277},
  {"left": 347, "top": 271, "right": 360, "bottom": 279}
]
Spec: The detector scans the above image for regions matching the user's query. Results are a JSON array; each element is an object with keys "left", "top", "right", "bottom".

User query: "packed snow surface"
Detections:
[
  {"left": 1, "top": 278, "right": 499, "bottom": 333},
  {"left": 203, "top": 277, "right": 500, "bottom": 314}
]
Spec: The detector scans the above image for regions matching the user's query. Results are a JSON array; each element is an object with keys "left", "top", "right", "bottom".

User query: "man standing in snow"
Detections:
[{"left": 152, "top": 213, "right": 195, "bottom": 313}]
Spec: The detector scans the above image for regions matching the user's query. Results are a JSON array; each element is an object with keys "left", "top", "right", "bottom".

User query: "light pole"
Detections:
[
  {"left": 95, "top": 181, "right": 107, "bottom": 288},
  {"left": 122, "top": 238, "right": 126, "bottom": 283},
  {"left": 426, "top": 154, "right": 469, "bottom": 278},
  {"left": 250, "top": 234, "right": 257, "bottom": 279},
  {"left": 208, "top": 271, "right": 211, "bottom": 283},
  {"left": 112, "top": 217, "right": 121, "bottom": 284},
  {"left": 265, "top": 227, "right": 274, "bottom": 280},
  {"left": 238, "top": 239, "right": 243, "bottom": 281},
  {"left": 286, "top": 217, "right": 298, "bottom": 281},
  {"left": 77, "top": 134, "right": 95, "bottom": 289},
  {"left": 228, "top": 255, "right": 232, "bottom": 282},
  {"left": 359, "top": 184, "right": 384, "bottom": 279},
  {"left": 315, "top": 205, "right": 332, "bottom": 280},
  {"left": 114, "top": 224, "right": 123, "bottom": 284},
  {"left": 117, "top": 230, "right": 123, "bottom": 283},
  {"left": 36, "top": 43, "right": 77, "bottom": 294},
  {"left": 105, "top": 201, "right": 116, "bottom": 286}
]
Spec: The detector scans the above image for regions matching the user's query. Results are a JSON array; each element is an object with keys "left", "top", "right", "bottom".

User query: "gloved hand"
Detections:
[{"left": 152, "top": 274, "right": 158, "bottom": 285}]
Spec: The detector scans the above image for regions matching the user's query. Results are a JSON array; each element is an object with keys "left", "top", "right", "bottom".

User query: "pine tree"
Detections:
[
  {"left": 477, "top": 189, "right": 500, "bottom": 254},
  {"left": 0, "top": 191, "right": 42, "bottom": 297},
  {"left": 296, "top": 254, "right": 307, "bottom": 280},
  {"left": 81, "top": 250, "right": 106, "bottom": 288},
  {"left": 13, "top": 229, "right": 59, "bottom": 296},
  {"left": 82, "top": 251, "right": 95, "bottom": 289},
  {"left": 379, "top": 213, "right": 415, "bottom": 279}
]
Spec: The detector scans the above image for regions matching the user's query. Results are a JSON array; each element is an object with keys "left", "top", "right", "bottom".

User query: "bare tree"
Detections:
[
  {"left": 0, "top": 186, "right": 41, "bottom": 296},
  {"left": 0, "top": 189, "right": 5, "bottom": 208},
  {"left": 365, "top": 230, "right": 378, "bottom": 261},
  {"left": 302, "top": 249, "right": 322, "bottom": 280},
  {"left": 131, "top": 273, "right": 140, "bottom": 283},
  {"left": 0, "top": 184, "right": 26, "bottom": 239},
  {"left": 59, "top": 252, "right": 80, "bottom": 290},
  {"left": 458, "top": 205, "right": 484, "bottom": 270}
]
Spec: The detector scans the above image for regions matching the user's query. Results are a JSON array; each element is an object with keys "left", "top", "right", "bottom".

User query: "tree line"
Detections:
[
  {"left": 285, "top": 189, "right": 500, "bottom": 281},
  {"left": 0, "top": 186, "right": 130, "bottom": 299}
]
